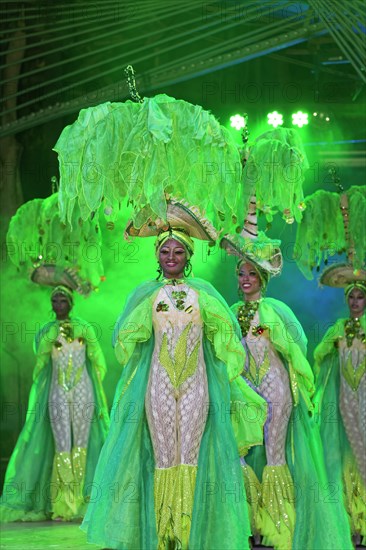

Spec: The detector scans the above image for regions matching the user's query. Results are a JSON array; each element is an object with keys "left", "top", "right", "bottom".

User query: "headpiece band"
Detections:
[
  {"left": 155, "top": 228, "right": 194, "bottom": 258},
  {"left": 344, "top": 282, "right": 366, "bottom": 299}
]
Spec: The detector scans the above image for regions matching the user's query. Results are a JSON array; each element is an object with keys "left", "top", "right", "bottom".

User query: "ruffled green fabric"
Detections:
[
  {"left": 232, "top": 298, "right": 353, "bottom": 549},
  {"left": 242, "top": 128, "right": 309, "bottom": 223},
  {"left": 81, "top": 278, "right": 267, "bottom": 549},
  {"left": 348, "top": 187, "right": 366, "bottom": 272},
  {"left": 313, "top": 315, "right": 366, "bottom": 540},
  {"left": 54, "top": 94, "right": 245, "bottom": 234},
  {"left": 0, "top": 318, "right": 109, "bottom": 522},
  {"left": 6, "top": 192, "right": 104, "bottom": 288},
  {"left": 295, "top": 185, "right": 366, "bottom": 279}
]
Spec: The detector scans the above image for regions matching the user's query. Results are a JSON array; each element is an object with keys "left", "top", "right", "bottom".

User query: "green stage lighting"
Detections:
[
  {"left": 267, "top": 111, "right": 283, "bottom": 128},
  {"left": 292, "top": 111, "right": 308, "bottom": 128},
  {"left": 230, "top": 114, "right": 246, "bottom": 130}
]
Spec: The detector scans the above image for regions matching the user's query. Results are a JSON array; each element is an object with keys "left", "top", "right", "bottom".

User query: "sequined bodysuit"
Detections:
[
  {"left": 49, "top": 324, "right": 94, "bottom": 452},
  {"left": 338, "top": 323, "right": 366, "bottom": 483},
  {"left": 146, "top": 283, "right": 208, "bottom": 468},
  {"left": 243, "top": 310, "right": 292, "bottom": 465}
]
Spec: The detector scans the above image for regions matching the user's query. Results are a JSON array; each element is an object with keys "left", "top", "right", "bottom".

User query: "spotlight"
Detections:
[
  {"left": 292, "top": 111, "right": 309, "bottom": 128},
  {"left": 267, "top": 111, "right": 284, "bottom": 128},
  {"left": 230, "top": 114, "right": 246, "bottom": 130}
]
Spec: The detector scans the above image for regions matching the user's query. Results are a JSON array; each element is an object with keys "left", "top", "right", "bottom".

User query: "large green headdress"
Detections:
[
  {"left": 54, "top": 91, "right": 246, "bottom": 237},
  {"left": 294, "top": 184, "right": 366, "bottom": 283},
  {"left": 220, "top": 126, "right": 310, "bottom": 279},
  {"left": 6, "top": 191, "right": 103, "bottom": 295}
]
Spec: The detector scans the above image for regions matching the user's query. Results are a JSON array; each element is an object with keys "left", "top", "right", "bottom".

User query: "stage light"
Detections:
[
  {"left": 230, "top": 114, "right": 246, "bottom": 130},
  {"left": 292, "top": 111, "right": 308, "bottom": 128},
  {"left": 267, "top": 111, "right": 283, "bottom": 128}
]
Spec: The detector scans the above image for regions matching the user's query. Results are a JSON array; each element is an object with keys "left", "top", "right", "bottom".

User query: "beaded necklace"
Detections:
[
  {"left": 164, "top": 286, "right": 190, "bottom": 311},
  {"left": 237, "top": 300, "right": 260, "bottom": 337},
  {"left": 58, "top": 319, "right": 73, "bottom": 343},
  {"left": 162, "top": 277, "right": 185, "bottom": 286},
  {"left": 344, "top": 317, "right": 365, "bottom": 348}
]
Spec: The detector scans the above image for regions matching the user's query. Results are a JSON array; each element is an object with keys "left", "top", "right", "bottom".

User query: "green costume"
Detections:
[
  {"left": 231, "top": 297, "right": 353, "bottom": 550},
  {"left": 314, "top": 314, "right": 366, "bottom": 542},
  {"left": 0, "top": 318, "right": 109, "bottom": 521},
  {"left": 81, "top": 278, "right": 267, "bottom": 550}
]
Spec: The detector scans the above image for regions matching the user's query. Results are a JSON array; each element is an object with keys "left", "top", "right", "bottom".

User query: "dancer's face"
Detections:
[
  {"left": 238, "top": 261, "right": 261, "bottom": 301},
  {"left": 348, "top": 288, "right": 366, "bottom": 318},
  {"left": 51, "top": 293, "right": 72, "bottom": 320},
  {"left": 158, "top": 239, "right": 187, "bottom": 279}
]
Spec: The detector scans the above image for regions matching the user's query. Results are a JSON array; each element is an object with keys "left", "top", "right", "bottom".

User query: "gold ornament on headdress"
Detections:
[
  {"left": 125, "top": 198, "right": 218, "bottom": 244},
  {"left": 31, "top": 264, "right": 93, "bottom": 297}
]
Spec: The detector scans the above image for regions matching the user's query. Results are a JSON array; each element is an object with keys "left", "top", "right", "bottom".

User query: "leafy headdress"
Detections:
[
  {"left": 54, "top": 67, "right": 246, "bottom": 243},
  {"left": 220, "top": 125, "right": 310, "bottom": 282},
  {"left": 294, "top": 172, "right": 365, "bottom": 289},
  {"left": 6, "top": 188, "right": 101, "bottom": 296}
]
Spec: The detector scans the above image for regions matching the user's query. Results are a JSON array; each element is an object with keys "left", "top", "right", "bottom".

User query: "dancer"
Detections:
[
  {"left": 314, "top": 269, "right": 366, "bottom": 543},
  {"left": 0, "top": 267, "right": 109, "bottom": 522},
  {"left": 220, "top": 197, "right": 353, "bottom": 550},
  {"left": 81, "top": 201, "right": 267, "bottom": 550},
  {"left": 296, "top": 183, "right": 365, "bottom": 542}
]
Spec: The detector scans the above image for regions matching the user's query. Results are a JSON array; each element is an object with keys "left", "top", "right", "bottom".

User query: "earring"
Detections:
[
  {"left": 238, "top": 287, "right": 244, "bottom": 298},
  {"left": 184, "top": 260, "right": 192, "bottom": 277},
  {"left": 156, "top": 264, "right": 163, "bottom": 280}
]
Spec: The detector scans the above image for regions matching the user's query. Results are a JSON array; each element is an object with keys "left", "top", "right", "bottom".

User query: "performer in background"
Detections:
[
  {"left": 0, "top": 267, "right": 109, "bottom": 522},
  {"left": 295, "top": 182, "right": 365, "bottom": 543},
  {"left": 220, "top": 197, "right": 353, "bottom": 550},
  {"left": 313, "top": 270, "right": 365, "bottom": 544}
]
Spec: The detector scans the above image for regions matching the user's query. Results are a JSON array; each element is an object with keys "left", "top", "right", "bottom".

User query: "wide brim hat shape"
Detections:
[
  {"left": 220, "top": 196, "right": 283, "bottom": 276},
  {"left": 320, "top": 263, "right": 366, "bottom": 288},
  {"left": 125, "top": 198, "right": 218, "bottom": 243},
  {"left": 31, "top": 263, "right": 93, "bottom": 296}
]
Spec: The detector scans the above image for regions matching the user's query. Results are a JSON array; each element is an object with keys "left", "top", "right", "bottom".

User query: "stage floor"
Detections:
[
  {"left": 0, "top": 521, "right": 275, "bottom": 550},
  {"left": 0, "top": 521, "right": 276, "bottom": 550},
  {"left": 0, "top": 521, "right": 97, "bottom": 550},
  {"left": 0, "top": 522, "right": 276, "bottom": 549},
  {"left": 2, "top": 522, "right": 363, "bottom": 550}
]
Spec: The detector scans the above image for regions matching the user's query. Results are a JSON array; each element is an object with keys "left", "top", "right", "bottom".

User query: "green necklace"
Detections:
[
  {"left": 237, "top": 301, "right": 260, "bottom": 337},
  {"left": 59, "top": 319, "right": 73, "bottom": 343},
  {"left": 344, "top": 317, "right": 365, "bottom": 347},
  {"left": 162, "top": 277, "right": 185, "bottom": 286}
]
